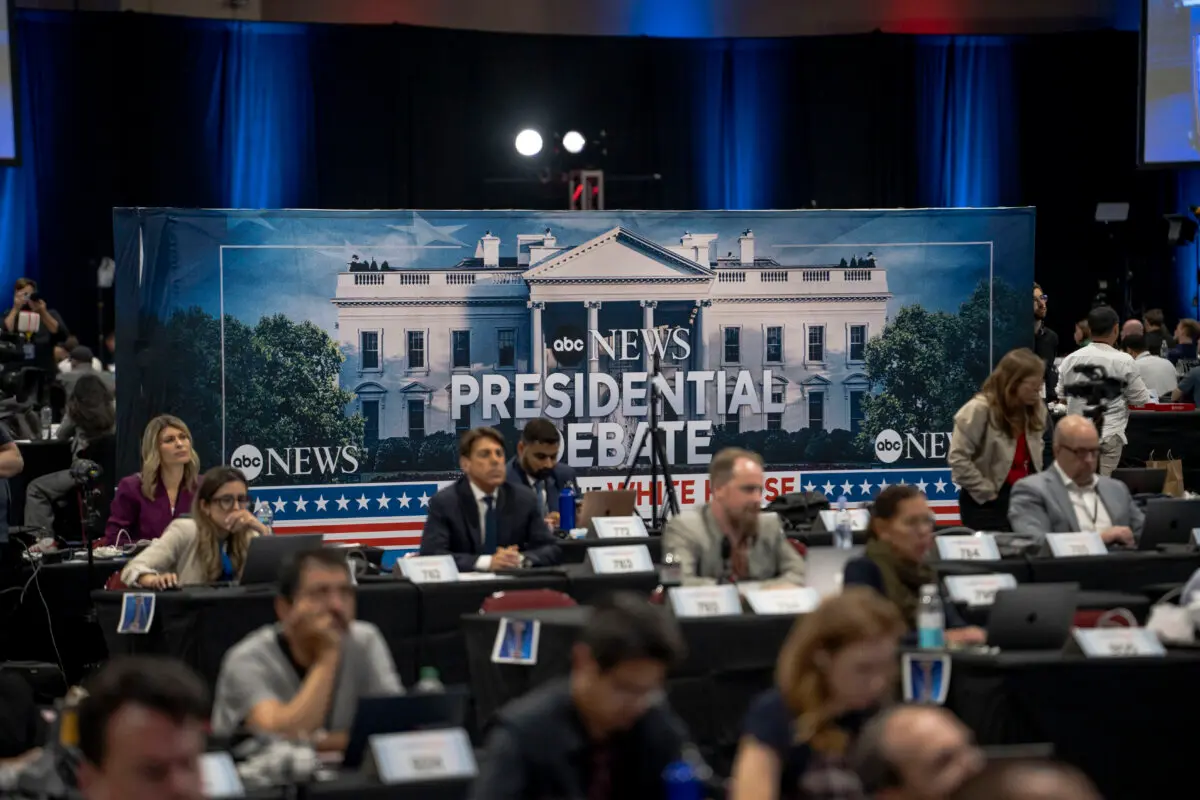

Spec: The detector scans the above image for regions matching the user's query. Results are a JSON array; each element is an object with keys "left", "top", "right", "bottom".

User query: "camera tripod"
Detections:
[{"left": 621, "top": 351, "right": 680, "bottom": 531}]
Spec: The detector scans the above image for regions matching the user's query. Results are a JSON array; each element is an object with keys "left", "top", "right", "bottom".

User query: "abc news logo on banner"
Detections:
[
  {"left": 873, "top": 429, "right": 953, "bottom": 464},
  {"left": 550, "top": 324, "right": 692, "bottom": 369},
  {"left": 231, "top": 444, "right": 360, "bottom": 482}
]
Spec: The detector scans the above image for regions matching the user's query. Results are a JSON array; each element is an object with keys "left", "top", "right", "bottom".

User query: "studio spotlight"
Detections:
[
  {"left": 515, "top": 129, "right": 543, "bottom": 157},
  {"left": 562, "top": 130, "right": 585, "bottom": 154}
]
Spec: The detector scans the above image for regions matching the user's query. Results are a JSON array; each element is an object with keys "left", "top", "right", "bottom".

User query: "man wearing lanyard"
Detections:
[
  {"left": 506, "top": 418, "right": 578, "bottom": 532},
  {"left": 1006, "top": 415, "right": 1142, "bottom": 545}
]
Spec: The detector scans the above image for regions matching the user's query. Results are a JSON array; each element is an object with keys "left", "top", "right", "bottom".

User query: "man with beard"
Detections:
[
  {"left": 210, "top": 549, "right": 402, "bottom": 750},
  {"left": 506, "top": 418, "right": 578, "bottom": 532},
  {"left": 1032, "top": 283, "right": 1058, "bottom": 402},
  {"left": 662, "top": 448, "right": 805, "bottom": 585}
]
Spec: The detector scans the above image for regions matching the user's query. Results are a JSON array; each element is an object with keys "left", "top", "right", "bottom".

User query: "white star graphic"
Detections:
[
  {"left": 385, "top": 212, "right": 469, "bottom": 247},
  {"left": 898, "top": 478, "right": 907, "bottom": 485},
  {"left": 877, "top": 477, "right": 889, "bottom": 490},
  {"left": 840, "top": 480, "right": 854, "bottom": 496},
  {"left": 293, "top": 496, "right": 308, "bottom": 512},
  {"left": 336, "top": 495, "right": 350, "bottom": 511},
  {"left": 859, "top": 479, "right": 874, "bottom": 495},
  {"left": 916, "top": 479, "right": 929, "bottom": 493},
  {"left": 377, "top": 494, "right": 391, "bottom": 510},
  {"left": 803, "top": 482, "right": 816, "bottom": 493},
  {"left": 933, "top": 479, "right": 947, "bottom": 494},
  {"left": 272, "top": 497, "right": 286, "bottom": 513},
  {"left": 952, "top": 482, "right": 961, "bottom": 493},
  {"left": 822, "top": 481, "right": 835, "bottom": 497},
  {"left": 356, "top": 494, "right": 370, "bottom": 510},
  {"left": 314, "top": 496, "right": 328, "bottom": 512},
  {"left": 398, "top": 493, "right": 411, "bottom": 508},
  {"left": 418, "top": 492, "right": 431, "bottom": 508}
]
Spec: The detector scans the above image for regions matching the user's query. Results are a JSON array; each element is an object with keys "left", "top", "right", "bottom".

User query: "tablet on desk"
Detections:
[
  {"left": 1138, "top": 499, "right": 1200, "bottom": 552},
  {"left": 342, "top": 689, "right": 469, "bottom": 770},
  {"left": 240, "top": 534, "right": 325, "bottom": 585}
]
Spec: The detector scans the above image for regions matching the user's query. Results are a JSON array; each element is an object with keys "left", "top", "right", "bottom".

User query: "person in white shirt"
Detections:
[
  {"left": 1007, "top": 415, "right": 1142, "bottom": 545},
  {"left": 1122, "top": 333, "right": 1177, "bottom": 400},
  {"left": 1056, "top": 306, "right": 1151, "bottom": 475}
]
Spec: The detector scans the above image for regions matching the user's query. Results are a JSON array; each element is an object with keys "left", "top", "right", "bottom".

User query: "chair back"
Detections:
[
  {"left": 480, "top": 588, "right": 576, "bottom": 613},
  {"left": 103, "top": 570, "right": 127, "bottom": 591}
]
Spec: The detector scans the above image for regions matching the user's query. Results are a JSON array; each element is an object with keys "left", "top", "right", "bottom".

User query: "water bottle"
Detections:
[
  {"left": 558, "top": 485, "right": 576, "bottom": 532},
  {"left": 1160, "top": 338, "right": 1169, "bottom": 358},
  {"left": 39, "top": 405, "right": 52, "bottom": 439},
  {"left": 835, "top": 496, "right": 853, "bottom": 550},
  {"left": 254, "top": 500, "right": 275, "bottom": 535},
  {"left": 662, "top": 759, "right": 703, "bottom": 800},
  {"left": 660, "top": 551, "right": 683, "bottom": 585},
  {"left": 917, "top": 584, "right": 946, "bottom": 649},
  {"left": 414, "top": 666, "right": 444, "bottom": 694}
]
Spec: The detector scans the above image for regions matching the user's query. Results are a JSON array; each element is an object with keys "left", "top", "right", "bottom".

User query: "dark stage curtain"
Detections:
[{"left": 0, "top": 11, "right": 1191, "bottom": 351}]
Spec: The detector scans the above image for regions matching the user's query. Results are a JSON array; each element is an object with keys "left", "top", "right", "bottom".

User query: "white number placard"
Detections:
[
  {"left": 935, "top": 534, "right": 1001, "bottom": 561},
  {"left": 1046, "top": 532, "right": 1106, "bottom": 558},
  {"left": 943, "top": 573, "right": 1018, "bottom": 606},
  {"left": 818, "top": 509, "right": 871, "bottom": 532},
  {"left": 1192, "top": 528, "right": 1200, "bottom": 546},
  {"left": 745, "top": 587, "right": 820, "bottom": 615},
  {"left": 1072, "top": 627, "right": 1165, "bottom": 658},
  {"left": 668, "top": 584, "right": 742, "bottom": 618},
  {"left": 587, "top": 544, "right": 654, "bottom": 575},
  {"left": 592, "top": 515, "right": 649, "bottom": 539},
  {"left": 369, "top": 728, "right": 477, "bottom": 784},
  {"left": 400, "top": 555, "right": 460, "bottom": 583},
  {"left": 200, "top": 752, "right": 244, "bottom": 798}
]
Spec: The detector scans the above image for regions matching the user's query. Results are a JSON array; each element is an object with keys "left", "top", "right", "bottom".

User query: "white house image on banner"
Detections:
[{"left": 331, "top": 228, "right": 891, "bottom": 446}]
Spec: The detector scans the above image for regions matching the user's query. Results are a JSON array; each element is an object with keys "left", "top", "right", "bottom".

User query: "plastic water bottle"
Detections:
[
  {"left": 558, "top": 485, "right": 576, "bottom": 532},
  {"left": 1161, "top": 339, "right": 1169, "bottom": 358},
  {"left": 662, "top": 759, "right": 703, "bottom": 800},
  {"left": 39, "top": 406, "right": 52, "bottom": 439},
  {"left": 835, "top": 496, "right": 853, "bottom": 550},
  {"left": 254, "top": 500, "right": 275, "bottom": 535},
  {"left": 414, "top": 666, "right": 444, "bottom": 694},
  {"left": 917, "top": 584, "right": 946, "bottom": 649}
]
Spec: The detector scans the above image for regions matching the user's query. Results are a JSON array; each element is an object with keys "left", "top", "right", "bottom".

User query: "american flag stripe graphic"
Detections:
[{"left": 250, "top": 467, "right": 962, "bottom": 553}]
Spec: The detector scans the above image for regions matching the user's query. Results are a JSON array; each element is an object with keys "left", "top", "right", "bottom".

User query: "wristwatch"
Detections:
[{"left": 519, "top": 555, "right": 531, "bottom": 568}]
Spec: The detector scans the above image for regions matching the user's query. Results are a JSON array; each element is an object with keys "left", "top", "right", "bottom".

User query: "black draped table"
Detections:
[
  {"left": 92, "top": 566, "right": 661, "bottom": 692},
  {"left": 936, "top": 551, "right": 1200, "bottom": 593},
  {"left": 556, "top": 536, "right": 663, "bottom": 565},
  {"left": 946, "top": 650, "right": 1200, "bottom": 800},
  {"left": 305, "top": 774, "right": 471, "bottom": 800},
  {"left": 462, "top": 606, "right": 796, "bottom": 773},
  {"left": 1124, "top": 410, "right": 1200, "bottom": 491}
]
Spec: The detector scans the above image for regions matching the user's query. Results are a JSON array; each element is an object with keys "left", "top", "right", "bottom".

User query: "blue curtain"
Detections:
[
  {"left": 693, "top": 39, "right": 784, "bottom": 210},
  {"left": 916, "top": 36, "right": 1018, "bottom": 208}
]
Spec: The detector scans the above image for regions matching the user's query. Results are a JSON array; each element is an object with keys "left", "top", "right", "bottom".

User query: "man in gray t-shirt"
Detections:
[{"left": 210, "top": 549, "right": 402, "bottom": 745}]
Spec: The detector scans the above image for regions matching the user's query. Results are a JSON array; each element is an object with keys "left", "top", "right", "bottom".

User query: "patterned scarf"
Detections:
[{"left": 864, "top": 538, "right": 935, "bottom": 630}]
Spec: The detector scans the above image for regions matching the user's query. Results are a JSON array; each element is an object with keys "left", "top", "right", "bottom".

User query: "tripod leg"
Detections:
[{"left": 652, "top": 430, "right": 680, "bottom": 517}]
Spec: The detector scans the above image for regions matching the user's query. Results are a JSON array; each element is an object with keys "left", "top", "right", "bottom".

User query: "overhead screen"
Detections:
[
  {"left": 1143, "top": 0, "right": 1200, "bottom": 165},
  {"left": 0, "top": 0, "right": 14, "bottom": 164}
]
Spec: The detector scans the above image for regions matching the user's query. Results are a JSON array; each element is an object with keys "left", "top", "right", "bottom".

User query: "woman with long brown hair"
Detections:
[
  {"left": 120, "top": 466, "right": 270, "bottom": 589},
  {"left": 729, "top": 588, "right": 904, "bottom": 800},
  {"left": 103, "top": 414, "right": 200, "bottom": 545},
  {"left": 948, "top": 348, "right": 1047, "bottom": 532}
]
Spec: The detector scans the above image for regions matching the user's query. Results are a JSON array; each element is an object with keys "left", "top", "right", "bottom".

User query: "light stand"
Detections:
[{"left": 621, "top": 351, "right": 680, "bottom": 531}]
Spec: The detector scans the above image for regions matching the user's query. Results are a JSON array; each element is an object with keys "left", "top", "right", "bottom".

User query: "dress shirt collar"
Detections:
[
  {"left": 469, "top": 480, "right": 497, "bottom": 504},
  {"left": 1053, "top": 461, "right": 1098, "bottom": 491}
]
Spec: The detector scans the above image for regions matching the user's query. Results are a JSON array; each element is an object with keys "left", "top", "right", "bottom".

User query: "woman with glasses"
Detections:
[
  {"left": 948, "top": 348, "right": 1047, "bottom": 532},
  {"left": 120, "top": 466, "right": 269, "bottom": 589},
  {"left": 843, "top": 485, "right": 986, "bottom": 645}
]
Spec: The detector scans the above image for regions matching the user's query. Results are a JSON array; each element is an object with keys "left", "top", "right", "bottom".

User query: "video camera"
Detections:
[{"left": 1062, "top": 364, "right": 1127, "bottom": 438}]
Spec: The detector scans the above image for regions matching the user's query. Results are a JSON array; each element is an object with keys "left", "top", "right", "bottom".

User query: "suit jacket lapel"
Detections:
[
  {"left": 1045, "top": 473, "right": 1081, "bottom": 530},
  {"left": 456, "top": 478, "right": 480, "bottom": 553},
  {"left": 1096, "top": 481, "right": 1122, "bottom": 526}
]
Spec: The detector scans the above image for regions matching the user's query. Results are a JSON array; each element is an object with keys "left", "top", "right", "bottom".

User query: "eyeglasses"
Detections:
[
  {"left": 1060, "top": 445, "right": 1100, "bottom": 460},
  {"left": 211, "top": 494, "right": 251, "bottom": 511},
  {"left": 1035, "top": 294, "right": 1048, "bottom": 302}
]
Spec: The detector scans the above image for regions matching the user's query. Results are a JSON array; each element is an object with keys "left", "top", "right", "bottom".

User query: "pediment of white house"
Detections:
[{"left": 523, "top": 227, "right": 715, "bottom": 284}]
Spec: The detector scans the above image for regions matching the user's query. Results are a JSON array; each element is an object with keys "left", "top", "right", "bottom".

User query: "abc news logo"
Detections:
[
  {"left": 231, "top": 444, "right": 266, "bottom": 480},
  {"left": 873, "top": 429, "right": 904, "bottom": 464},
  {"left": 551, "top": 324, "right": 587, "bottom": 367}
]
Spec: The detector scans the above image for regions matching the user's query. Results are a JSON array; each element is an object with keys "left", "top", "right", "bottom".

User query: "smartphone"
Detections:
[{"left": 28, "top": 292, "right": 41, "bottom": 303}]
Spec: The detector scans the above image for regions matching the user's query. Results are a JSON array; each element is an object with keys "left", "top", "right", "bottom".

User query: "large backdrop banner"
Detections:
[{"left": 114, "top": 208, "right": 1034, "bottom": 549}]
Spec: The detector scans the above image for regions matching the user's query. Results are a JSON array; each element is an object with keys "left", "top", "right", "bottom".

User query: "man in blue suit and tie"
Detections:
[
  {"left": 506, "top": 419, "right": 578, "bottom": 533},
  {"left": 421, "top": 427, "right": 562, "bottom": 572}
]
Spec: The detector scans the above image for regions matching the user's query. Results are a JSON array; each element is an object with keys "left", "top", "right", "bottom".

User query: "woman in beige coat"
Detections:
[
  {"left": 948, "top": 349, "right": 1047, "bottom": 532},
  {"left": 120, "top": 465, "right": 269, "bottom": 589}
]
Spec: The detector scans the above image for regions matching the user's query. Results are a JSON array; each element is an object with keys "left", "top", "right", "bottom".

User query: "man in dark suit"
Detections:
[
  {"left": 421, "top": 427, "right": 561, "bottom": 572},
  {"left": 506, "top": 418, "right": 577, "bottom": 532}
]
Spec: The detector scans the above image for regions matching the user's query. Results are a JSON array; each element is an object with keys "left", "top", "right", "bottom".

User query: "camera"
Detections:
[{"left": 1061, "top": 364, "right": 1127, "bottom": 438}]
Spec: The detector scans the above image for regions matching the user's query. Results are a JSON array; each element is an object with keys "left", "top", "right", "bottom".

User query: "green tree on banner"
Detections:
[{"left": 150, "top": 308, "right": 362, "bottom": 480}]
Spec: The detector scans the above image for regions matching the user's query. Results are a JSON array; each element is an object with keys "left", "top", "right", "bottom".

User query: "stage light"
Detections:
[
  {"left": 515, "top": 129, "right": 543, "bottom": 157},
  {"left": 563, "top": 131, "right": 585, "bottom": 154}
]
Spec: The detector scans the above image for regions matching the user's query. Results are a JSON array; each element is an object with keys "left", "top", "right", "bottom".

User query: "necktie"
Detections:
[
  {"left": 482, "top": 495, "right": 498, "bottom": 554},
  {"left": 535, "top": 479, "right": 548, "bottom": 516}
]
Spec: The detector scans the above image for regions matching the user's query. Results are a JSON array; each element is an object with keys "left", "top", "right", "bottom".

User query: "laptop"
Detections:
[
  {"left": 985, "top": 583, "right": 1077, "bottom": 651},
  {"left": 1138, "top": 498, "right": 1200, "bottom": 551},
  {"left": 1111, "top": 468, "right": 1167, "bottom": 496},
  {"left": 578, "top": 489, "right": 638, "bottom": 534},
  {"left": 343, "top": 688, "right": 470, "bottom": 769},
  {"left": 239, "top": 534, "right": 325, "bottom": 585}
]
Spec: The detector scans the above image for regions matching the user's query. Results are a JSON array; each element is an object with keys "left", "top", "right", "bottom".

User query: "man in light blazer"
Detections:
[
  {"left": 1007, "top": 415, "right": 1142, "bottom": 545},
  {"left": 662, "top": 448, "right": 805, "bottom": 585}
]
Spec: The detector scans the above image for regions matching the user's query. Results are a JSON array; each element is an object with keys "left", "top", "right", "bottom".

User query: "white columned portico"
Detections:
[
  {"left": 693, "top": 299, "right": 713, "bottom": 416},
  {"left": 640, "top": 299, "right": 657, "bottom": 371},
  {"left": 529, "top": 301, "right": 545, "bottom": 375},
  {"left": 585, "top": 301, "right": 602, "bottom": 418}
]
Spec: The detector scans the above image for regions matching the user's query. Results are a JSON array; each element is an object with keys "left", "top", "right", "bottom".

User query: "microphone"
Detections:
[{"left": 720, "top": 537, "right": 732, "bottom": 584}]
